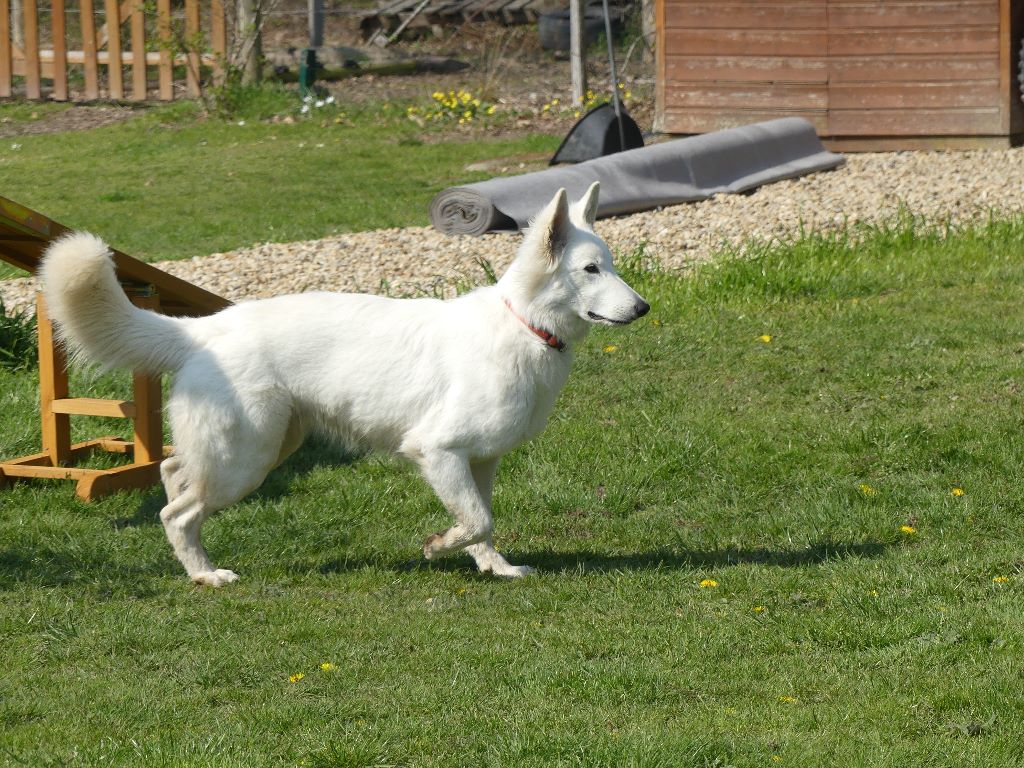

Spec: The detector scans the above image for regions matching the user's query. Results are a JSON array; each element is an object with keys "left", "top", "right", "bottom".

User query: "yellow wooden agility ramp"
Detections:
[{"left": 0, "top": 195, "right": 230, "bottom": 501}]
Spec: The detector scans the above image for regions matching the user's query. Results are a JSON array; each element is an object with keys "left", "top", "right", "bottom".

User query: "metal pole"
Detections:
[
  {"left": 308, "top": 0, "right": 323, "bottom": 48},
  {"left": 601, "top": 0, "right": 626, "bottom": 152},
  {"left": 570, "top": 0, "right": 586, "bottom": 106}
]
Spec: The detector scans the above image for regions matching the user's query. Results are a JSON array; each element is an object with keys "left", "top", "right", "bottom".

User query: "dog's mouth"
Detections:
[{"left": 587, "top": 311, "right": 631, "bottom": 326}]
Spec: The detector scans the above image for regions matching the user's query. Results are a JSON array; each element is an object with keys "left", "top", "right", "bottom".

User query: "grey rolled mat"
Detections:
[{"left": 429, "top": 117, "right": 845, "bottom": 236}]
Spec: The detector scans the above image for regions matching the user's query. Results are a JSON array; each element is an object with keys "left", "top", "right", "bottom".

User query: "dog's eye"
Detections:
[{"left": 584, "top": 264, "right": 600, "bottom": 274}]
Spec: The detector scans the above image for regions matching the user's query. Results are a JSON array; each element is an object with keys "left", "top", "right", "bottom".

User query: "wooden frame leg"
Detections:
[{"left": 36, "top": 293, "right": 72, "bottom": 467}]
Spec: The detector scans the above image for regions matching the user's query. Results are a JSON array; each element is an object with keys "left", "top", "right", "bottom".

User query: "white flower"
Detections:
[
  {"left": 315, "top": 100, "right": 325, "bottom": 108},
  {"left": 236, "top": 120, "right": 246, "bottom": 126},
  {"left": 300, "top": 104, "right": 310, "bottom": 114}
]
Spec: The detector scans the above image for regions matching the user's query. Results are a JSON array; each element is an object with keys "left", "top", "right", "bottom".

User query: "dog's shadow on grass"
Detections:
[{"left": 324, "top": 539, "right": 892, "bottom": 577}]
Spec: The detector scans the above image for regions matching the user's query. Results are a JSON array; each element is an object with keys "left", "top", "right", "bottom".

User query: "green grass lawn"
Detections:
[
  {"left": 3, "top": 216, "right": 1024, "bottom": 766},
  {"left": 0, "top": 94, "right": 559, "bottom": 278}
]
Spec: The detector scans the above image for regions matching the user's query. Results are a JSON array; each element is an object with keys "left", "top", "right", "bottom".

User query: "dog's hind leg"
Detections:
[
  {"left": 464, "top": 458, "right": 535, "bottom": 578},
  {"left": 159, "top": 489, "right": 238, "bottom": 587}
]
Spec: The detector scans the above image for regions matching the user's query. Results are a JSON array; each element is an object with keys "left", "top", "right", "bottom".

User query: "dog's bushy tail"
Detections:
[{"left": 39, "top": 232, "right": 196, "bottom": 374}]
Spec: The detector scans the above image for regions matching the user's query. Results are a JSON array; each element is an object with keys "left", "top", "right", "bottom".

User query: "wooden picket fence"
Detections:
[{"left": 0, "top": 0, "right": 227, "bottom": 101}]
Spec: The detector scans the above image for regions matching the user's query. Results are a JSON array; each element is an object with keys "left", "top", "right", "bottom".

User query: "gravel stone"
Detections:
[{"left": 4, "top": 148, "right": 1024, "bottom": 314}]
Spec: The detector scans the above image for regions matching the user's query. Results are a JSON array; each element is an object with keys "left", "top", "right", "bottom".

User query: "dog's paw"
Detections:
[
  {"left": 489, "top": 563, "right": 536, "bottom": 578},
  {"left": 423, "top": 533, "right": 445, "bottom": 560},
  {"left": 192, "top": 569, "right": 239, "bottom": 587}
]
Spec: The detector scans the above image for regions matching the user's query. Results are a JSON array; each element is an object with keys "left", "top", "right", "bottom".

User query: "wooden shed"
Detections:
[{"left": 655, "top": 0, "right": 1024, "bottom": 150}]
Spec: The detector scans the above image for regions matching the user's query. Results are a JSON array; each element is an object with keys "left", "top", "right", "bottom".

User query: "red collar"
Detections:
[{"left": 503, "top": 298, "right": 566, "bottom": 352}]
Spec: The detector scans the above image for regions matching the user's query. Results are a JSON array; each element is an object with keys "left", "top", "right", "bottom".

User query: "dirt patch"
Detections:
[{"left": 0, "top": 104, "right": 145, "bottom": 137}]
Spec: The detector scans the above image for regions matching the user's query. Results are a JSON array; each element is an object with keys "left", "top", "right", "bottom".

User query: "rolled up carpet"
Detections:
[{"left": 429, "top": 117, "right": 844, "bottom": 236}]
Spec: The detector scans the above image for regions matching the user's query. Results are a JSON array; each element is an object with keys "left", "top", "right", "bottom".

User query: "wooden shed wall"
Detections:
[{"left": 655, "top": 0, "right": 1024, "bottom": 149}]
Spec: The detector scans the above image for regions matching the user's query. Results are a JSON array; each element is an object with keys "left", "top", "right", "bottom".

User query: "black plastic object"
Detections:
[
  {"left": 538, "top": 10, "right": 604, "bottom": 51},
  {"left": 550, "top": 102, "right": 644, "bottom": 165}
]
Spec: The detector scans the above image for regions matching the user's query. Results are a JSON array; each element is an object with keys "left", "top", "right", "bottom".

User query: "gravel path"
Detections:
[{"left": 4, "top": 148, "right": 1024, "bottom": 314}]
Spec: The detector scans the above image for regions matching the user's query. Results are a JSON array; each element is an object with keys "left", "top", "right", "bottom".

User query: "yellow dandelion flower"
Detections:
[
  {"left": 699, "top": 579, "right": 718, "bottom": 588},
  {"left": 858, "top": 483, "right": 876, "bottom": 497},
  {"left": 551, "top": 98, "right": 559, "bottom": 106},
  {"left": 869, "top": 589, "right": 879, "bottom": 597},
  {"left": 779, "top": 696, "right": 797, "bottom": 703},
  {"left": 603, "top": 344, "right": 618, "bottom": 353},
  {"left": 320, "top": 662, "right": 336, "bottom": 671},
  {"left": 758, "top": 334, "right": 772, "bottom": 343},
  {"left": 900, "top": 525, "right": 917, "bottom": 534},
  {"left": 486, "top": 105, "right": 496, "bottom": 114},
  {"left": 951, "top": 487, "right": 964, "bottom": 497},
  {"left": 753, "top": 605, "right": 765, "bottom": 613},
  {"left": 288, "top": 673, "right": 305, "bottom": 683},
  {"left": 624, "top": 90, "right": 632, "bottom": 99},
  {"left": 993, "top": 575, "right": 1009, "bottom": 584}
]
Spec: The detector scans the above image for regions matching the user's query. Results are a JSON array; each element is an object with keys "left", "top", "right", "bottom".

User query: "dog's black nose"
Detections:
[{"left": 635, "top": 300, "right": 651, "bottom": 318}]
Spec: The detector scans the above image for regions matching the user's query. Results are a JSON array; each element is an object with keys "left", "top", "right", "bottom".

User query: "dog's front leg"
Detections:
[
  {"left": 465, "top": 458, "right": 535, "bottom": 578},
  {"left": 418, "top": 451, "right": 533, "bottom": 577}
]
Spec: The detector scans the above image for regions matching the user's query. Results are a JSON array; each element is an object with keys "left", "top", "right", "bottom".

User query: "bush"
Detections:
[{"left": 0, "top": 299, "right": 37, "bottom": 370}]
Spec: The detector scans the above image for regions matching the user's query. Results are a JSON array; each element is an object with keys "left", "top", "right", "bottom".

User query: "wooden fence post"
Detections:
[
  {"left": 22, "top": 0, "right": 40, "bottom": 98},
  {"left": 157, "top": 0, "right": 172, "bottom": 100},
  {"left": 52, "top": 0, "right": 68, "bottom": 100},
  {"left": 80, "top": 0, "right": 99, "bottom": 98},
  {"left": 130, "top": 0, "right": 145, "bottom": 100},
  {"left": 104, "top": 0, "right": 123, "bottom": 98},
  {"left": 0, "top": 0, "right": 11, "bottom": 97}
]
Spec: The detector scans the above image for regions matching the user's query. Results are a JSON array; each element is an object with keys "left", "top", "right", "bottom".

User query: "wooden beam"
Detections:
[
  {"left": 51, "top": 397, "right": 137, "bottom": 418},
  {"left": 36, "top": 293, "right": 72, "bottom": 467}
]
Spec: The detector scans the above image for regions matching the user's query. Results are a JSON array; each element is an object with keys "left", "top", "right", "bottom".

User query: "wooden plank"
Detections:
[
  {"left": 0, "top": 464, "right": 101, "bottom": 481},
  {"left": 75, "top": 460, "right": 162, "bottom": 501},
  {"left": 663, "top": 82, "right": 827, "bottom": 110},
  {"left": 130, "top": 0, "right": 146, "bottom": 100},
  {"left": 828, "top": 107, "right": 1002, "bottom": 135},
  {"left": 663, "top": 3, "right": 825, "bottom": 30},
  {"left": 80, "top": 0, "right": 100, "bottom": 98},
  {"left": 0, "top": 195, "right": 231, "bottom": 316},
  {"left": 36, "top": 293, "right": 72, "bottom": 467},
  {"left": 185, "top": 0, "right": 200, "bottom": 97},
  {"left": 659, "top": 108, "right": 829, "bottom": 135},
  {"left": 51, "top": 0, "right": 68, "bottom": 100},
  {"left": 23, "top": 0, "right": 41, "bottom": 98},
  {"left": 829, "top": 29, "right": 998, "bottom": 56},
  {"left": 830, "top": 80, "right": 1000, "bottom": 110},
  {"left": 654, "top": 0, "right": 666, "bottom": 131},
  {"left": 210, "top": 0, "right": 227, "bottom": 86},
  {"left": 664, "top": 55, "right": 828, "bottom": 83},
  {"left": 51, "top": 397, "right": 137, "bottom": 418},
  {"left": 663, "top": 29, "right": 828, "bottom": 57},
  {"left": 830, "top": 2, "right": 998, "bottom": 28},
  {"left": 829, "top": 55, "right": 999, "bottom": 83},
  {"left": 0, "top": 0, "right": 11, "bottom": 97},
  {"left": 105, "top": 0, "right": 124, "bottom": 98},
  {"left": 157, "top": 0, "right": 173, "bottom": 100}
]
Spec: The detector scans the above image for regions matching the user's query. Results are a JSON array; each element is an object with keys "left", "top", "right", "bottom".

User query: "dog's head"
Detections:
[{"left": 502, "top": 183, "right": 650, "bottom": 341}]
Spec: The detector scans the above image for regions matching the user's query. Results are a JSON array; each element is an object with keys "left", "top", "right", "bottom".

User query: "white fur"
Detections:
[{"left": 39, "top": 184, "right": 649, "bottom": 586}]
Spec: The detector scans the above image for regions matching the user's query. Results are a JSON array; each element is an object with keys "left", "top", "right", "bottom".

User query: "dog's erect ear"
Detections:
[
  {"left": 535, "top": 187, "right": 571, "bottom": 265},
  {"left": 574, "top": 181, "right": 600, "bottom": 226}
]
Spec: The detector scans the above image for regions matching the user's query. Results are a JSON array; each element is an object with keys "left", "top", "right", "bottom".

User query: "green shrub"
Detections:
[{"left": 0, "top": 300, "right": 37, "bottom": 370}]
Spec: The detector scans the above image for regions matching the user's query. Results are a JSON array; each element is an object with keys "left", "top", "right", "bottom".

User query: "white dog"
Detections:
[{"left": 40, "top": 183, "right": 649, "bottom": 586}]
